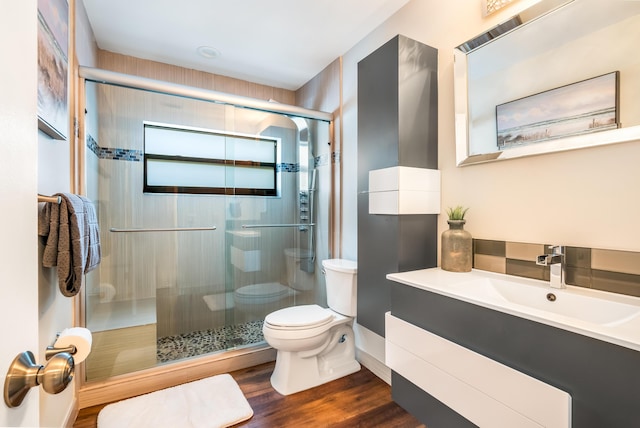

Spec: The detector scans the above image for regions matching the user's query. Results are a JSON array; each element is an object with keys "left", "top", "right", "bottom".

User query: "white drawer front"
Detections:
[{"left": 385, "top": 313, "right": 571, "bottom": 428}]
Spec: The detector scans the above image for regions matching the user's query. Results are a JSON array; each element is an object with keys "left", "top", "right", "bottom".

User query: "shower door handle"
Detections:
[
  {"left": 109, "top": 226, "right": 217, "bottom": 233},
  {"left": 241, "top": 223, "right": 315, "bottom": 228}
]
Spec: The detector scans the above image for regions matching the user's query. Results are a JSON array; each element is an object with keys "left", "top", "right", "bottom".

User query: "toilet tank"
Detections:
[{"left": 322, "top": 259, "right": 357, "bottom": 316}]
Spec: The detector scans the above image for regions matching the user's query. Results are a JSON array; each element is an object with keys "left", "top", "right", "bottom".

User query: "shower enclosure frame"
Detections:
[{"left": 75, "top": 66, "right": 334, "bottom": 407}]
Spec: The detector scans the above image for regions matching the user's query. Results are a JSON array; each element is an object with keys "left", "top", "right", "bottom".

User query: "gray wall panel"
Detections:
[
  {"left": 356, "top": 193, "right": 398, "bottom": 334},
  {"left": 358, "top": 36, "right": 438, "bottom": 336},
  {"left": 398, "top": 215, "right": 438, "bottom": 271},
  {"left": 357, "top": 36, "right": 399, "bottom": 192},
  {"left": 357, "top": 35, "right": 439, "bottom": 337},
  {"left": 397, "top": 36, "right": 439, "bottom": 169}
]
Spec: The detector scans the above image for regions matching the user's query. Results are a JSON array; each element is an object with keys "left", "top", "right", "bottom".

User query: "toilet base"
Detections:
[{"left": 269, "top": 325, "right": 361, "bottom": 395}]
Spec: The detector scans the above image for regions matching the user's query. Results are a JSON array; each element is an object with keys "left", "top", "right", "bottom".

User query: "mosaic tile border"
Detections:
[
  {"left": 99, "top": 147, "right": 143, "bottom": 162},
  {"left": 473, "top": 239, "right": 640, "bottom": 298},
  {"left": 87, "top": 134, "right": 100, "bottom": 157},
  {"left": 277, "top": 162, "right": 298, "bottom": 172}
]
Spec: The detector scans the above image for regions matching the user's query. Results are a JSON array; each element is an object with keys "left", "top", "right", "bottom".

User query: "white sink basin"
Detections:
[
  {"left": 450, "top": 277, "right": 640, "bottom": 326},
  {"left": 387, "top": 268, "right": 640, "bottom": 352}
]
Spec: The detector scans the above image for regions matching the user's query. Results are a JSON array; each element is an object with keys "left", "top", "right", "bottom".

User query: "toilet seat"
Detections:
[{"left": 264, "top": 304, "right": 334, "bottom": 330}]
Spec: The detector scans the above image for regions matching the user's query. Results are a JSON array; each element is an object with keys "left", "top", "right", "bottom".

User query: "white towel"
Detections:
[{"left": 39, "top": 193, "right": 101, "bottom": 297}]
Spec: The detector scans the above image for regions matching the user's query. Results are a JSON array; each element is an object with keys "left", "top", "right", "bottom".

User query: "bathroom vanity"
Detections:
[{"left": 386, "top": 268, "right": 640, "bottom": 428}]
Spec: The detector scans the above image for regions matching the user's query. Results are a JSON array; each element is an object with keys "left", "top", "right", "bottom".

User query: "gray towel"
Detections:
[{"left": 38, "top": 193, "right": 101, "bottom": 297}]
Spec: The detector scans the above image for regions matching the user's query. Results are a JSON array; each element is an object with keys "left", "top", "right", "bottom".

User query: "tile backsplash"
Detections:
[{"left": 473, "top": 239, "right": 640, "bottom": 298}]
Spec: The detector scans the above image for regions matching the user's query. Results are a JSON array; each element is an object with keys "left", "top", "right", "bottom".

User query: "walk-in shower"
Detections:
[{"left": 80, "top": 68, "right": 332, "bottom": 382}]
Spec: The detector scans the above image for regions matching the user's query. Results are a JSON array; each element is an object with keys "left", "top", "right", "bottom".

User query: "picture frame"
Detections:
[
  {"left": 496, "top": 71, "right": 620, "bottom": 150},
  {"left": 37, "top": 0, "right": 69, "bottom": 140}
]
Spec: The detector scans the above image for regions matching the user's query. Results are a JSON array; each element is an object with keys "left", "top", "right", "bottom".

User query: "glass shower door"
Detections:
[{"left": 82, "top": 78, "right": 331, "bottom": 382}]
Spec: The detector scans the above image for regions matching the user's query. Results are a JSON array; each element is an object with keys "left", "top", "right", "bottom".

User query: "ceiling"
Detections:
[{"left": 81, "top": 0, "right": 411, "bottom": 91}]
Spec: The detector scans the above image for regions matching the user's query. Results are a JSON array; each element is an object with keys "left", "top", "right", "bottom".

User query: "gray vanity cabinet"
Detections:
[{"left": 389, "top": 281, "right": 640, "bottom": 428}]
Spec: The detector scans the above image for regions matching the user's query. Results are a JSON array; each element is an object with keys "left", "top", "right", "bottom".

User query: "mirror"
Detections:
[{"left": 454, "top": 0, "right": 640, "bottom": 166}]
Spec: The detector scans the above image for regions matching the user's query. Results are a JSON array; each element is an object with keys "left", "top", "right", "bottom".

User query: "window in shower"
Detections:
[{"left": 143, "top": 122, "right": 278, "bottom": 196}]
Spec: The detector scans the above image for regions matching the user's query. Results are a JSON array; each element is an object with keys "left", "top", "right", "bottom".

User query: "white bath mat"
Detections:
[{"left": 97, "top": 374, "right": 253, "bottom": 428}]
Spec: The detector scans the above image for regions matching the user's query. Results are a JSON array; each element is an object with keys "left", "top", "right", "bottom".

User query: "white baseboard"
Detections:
[
  {"left": 356, "top": 347, "right": 391, "bottom": 385},
  {"left": 352, "top": 321, "right": 391, "bottom": 384}
]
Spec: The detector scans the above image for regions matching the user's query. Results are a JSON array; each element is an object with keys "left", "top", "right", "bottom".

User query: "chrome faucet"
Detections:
[{"left": 536, "top": 245, "right": 566, "bottom": 289}]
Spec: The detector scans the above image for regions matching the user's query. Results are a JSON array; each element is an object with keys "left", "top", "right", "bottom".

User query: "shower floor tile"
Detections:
[{"left": 156, "top": 320, "right": 265, "bottom": 363}]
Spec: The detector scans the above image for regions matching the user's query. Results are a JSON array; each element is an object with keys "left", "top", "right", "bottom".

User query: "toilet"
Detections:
[{"left": 262, "top": 258, "right": 361, "bottom": 395}]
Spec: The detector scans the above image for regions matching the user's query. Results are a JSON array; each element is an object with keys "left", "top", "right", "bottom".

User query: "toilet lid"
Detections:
[
  {"left": 264, "top": 304, "right": 333, "bottom": 329},
  {"left": 235, "top": 282, "right": 290, "bottom": 299}
]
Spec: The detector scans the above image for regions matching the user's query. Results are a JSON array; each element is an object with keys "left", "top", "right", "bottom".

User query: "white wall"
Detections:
[
  {"left": 341, "top": 0, "right": 640, "bottom": 365},
  {"left": 37, "top": 131, "right": 76, "bottom": 427},
  {"left": 37, "top": 1, "right": 99, "bottom": 426},
  {"left": 0, "top": 1, "right": 40, "bottom": 426}
]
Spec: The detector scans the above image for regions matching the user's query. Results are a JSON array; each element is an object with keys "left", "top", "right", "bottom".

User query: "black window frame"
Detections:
[{"left": 143, "top": 123, "right": 278, "bottom": 196}]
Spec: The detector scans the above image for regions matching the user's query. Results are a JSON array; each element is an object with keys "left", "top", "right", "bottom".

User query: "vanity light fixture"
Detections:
[
  {"left": 197, "top": 45, "right": 221, "bottom": 59},
  {"left": 482, "top": 0, "right": 518, "bottom": 16}
]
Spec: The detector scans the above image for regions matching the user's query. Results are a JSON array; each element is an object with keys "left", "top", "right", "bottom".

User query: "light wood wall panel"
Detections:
[{"left": 98, "top": 50, "right": 296, "bottom": 104}]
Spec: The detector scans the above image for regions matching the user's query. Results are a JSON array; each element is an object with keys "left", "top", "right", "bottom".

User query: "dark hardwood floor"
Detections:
[{"left": 74, "top": 362, "right": 426, "bottom": 427}]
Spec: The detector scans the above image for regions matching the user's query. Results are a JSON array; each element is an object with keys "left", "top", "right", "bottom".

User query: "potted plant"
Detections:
[{"left": 441, "top": 206, "right": 472, "bottom": 272}]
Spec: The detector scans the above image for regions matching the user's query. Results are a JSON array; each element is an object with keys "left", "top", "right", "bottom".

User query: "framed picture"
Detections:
[
  {"left": 496, "top": 71, "right": 620, "bottom": 150},
  {"left": 37, "top": 0, "right": 69, "bottom": 140}
]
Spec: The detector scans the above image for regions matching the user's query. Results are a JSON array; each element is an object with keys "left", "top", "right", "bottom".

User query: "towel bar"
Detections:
[
  {"left": 109, "top": 226, "right": 217, "bottom": 233},
  {"left": 38, "top": 194, "right": 61, "bottom": 204},
  {"left": 242, "top": 223, "right": 315, "bottom": 228}
]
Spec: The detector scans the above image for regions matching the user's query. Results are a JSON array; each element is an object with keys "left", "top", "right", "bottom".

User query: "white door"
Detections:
[{"left": 0, "top": 1, "right": 41, "bottom": 426}]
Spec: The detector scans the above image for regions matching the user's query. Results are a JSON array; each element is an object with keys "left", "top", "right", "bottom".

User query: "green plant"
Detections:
[{"left": 446, "top": 205, "right": 469, "bottom": 221}]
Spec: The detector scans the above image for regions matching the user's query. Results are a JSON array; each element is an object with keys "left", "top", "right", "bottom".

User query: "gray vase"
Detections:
[{"left": 441, "top": 220, "right": 472, "bottom": 272}]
